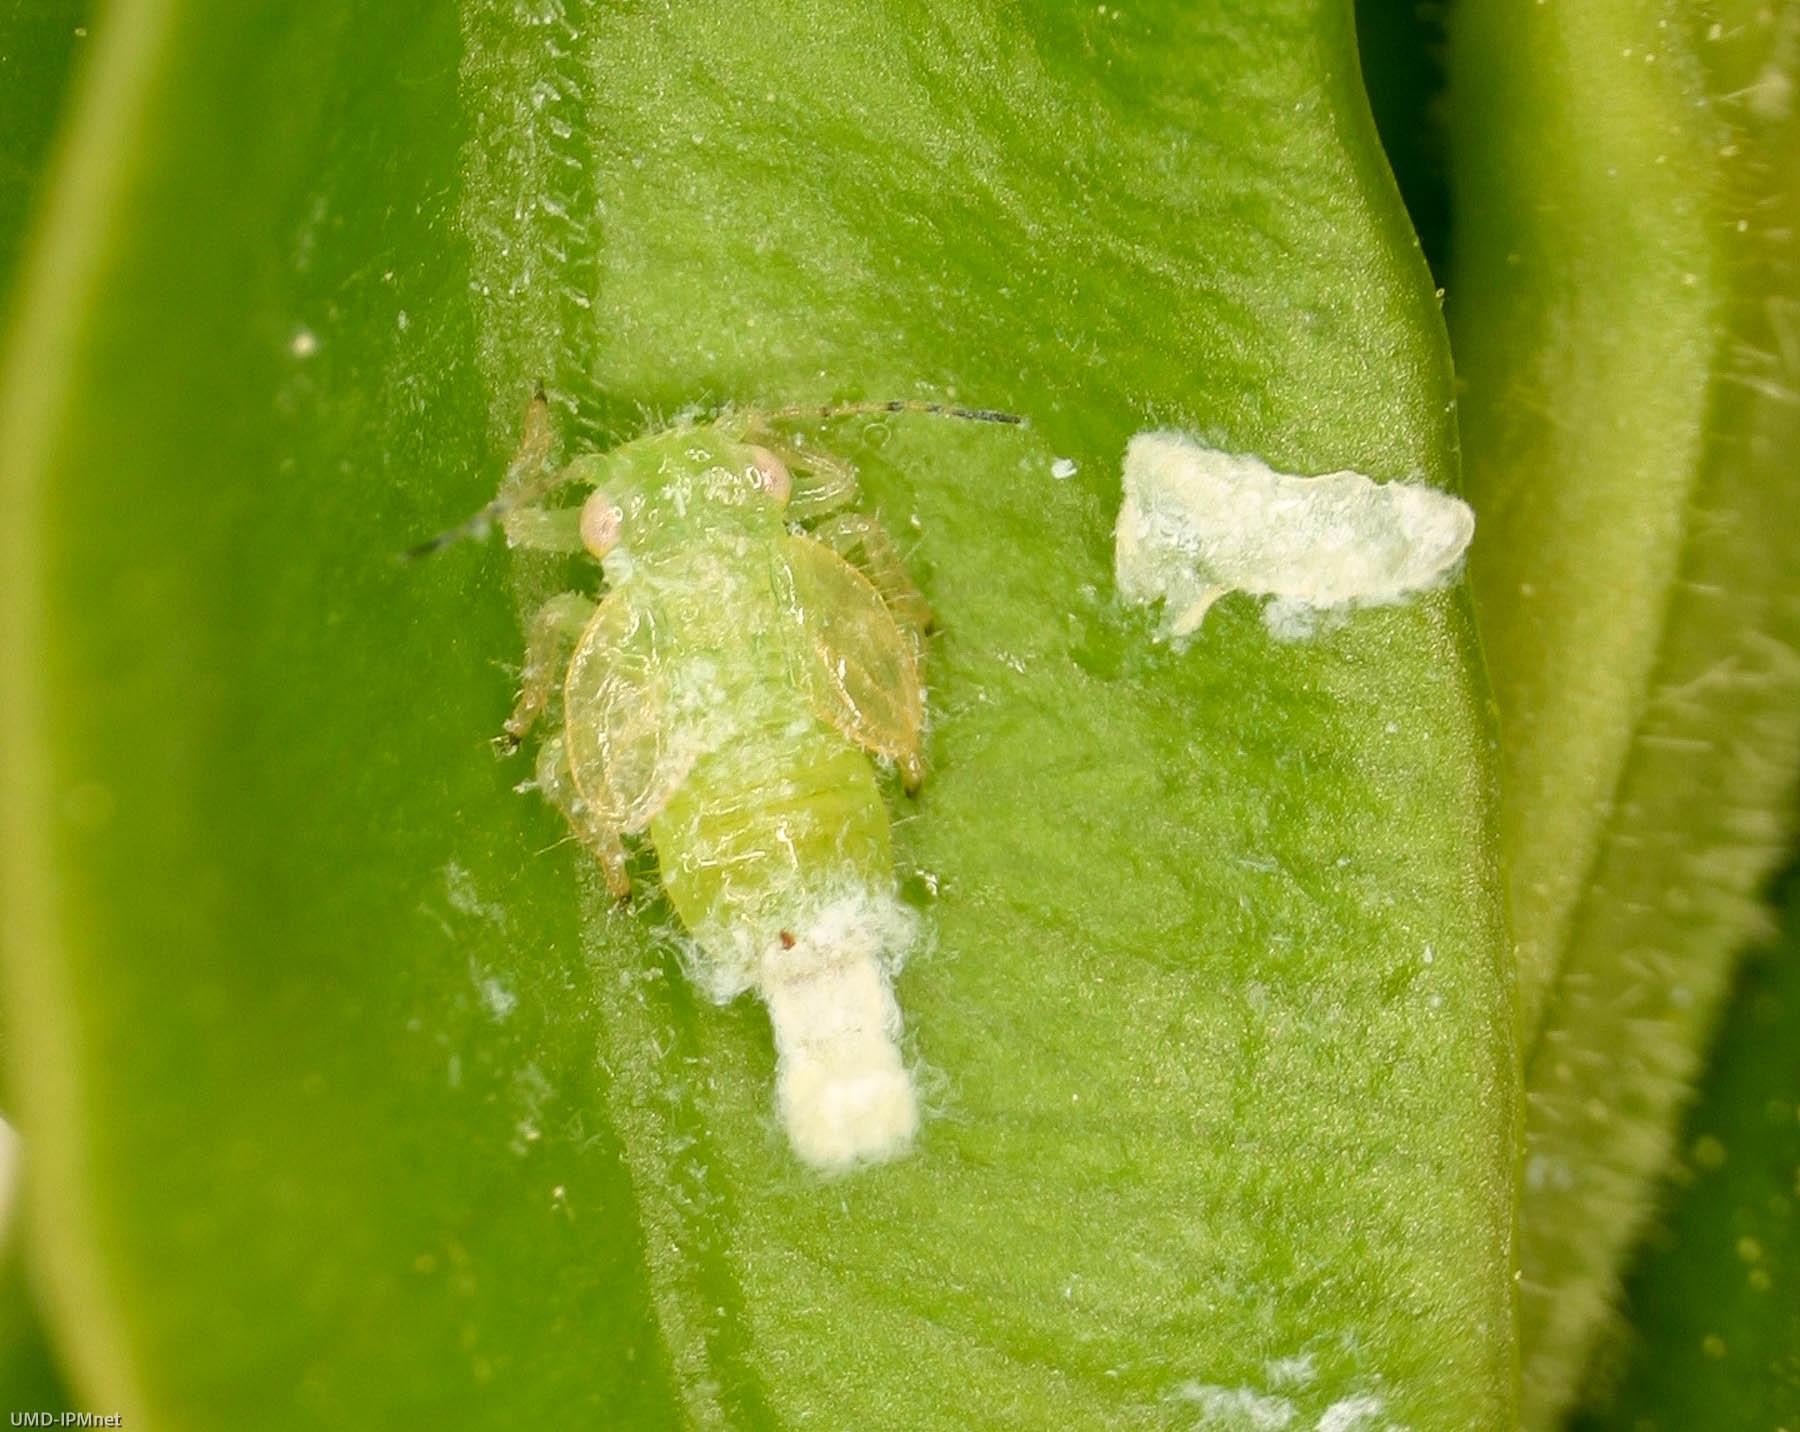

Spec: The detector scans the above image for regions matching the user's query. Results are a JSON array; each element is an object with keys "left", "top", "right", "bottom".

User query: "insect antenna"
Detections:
[
  {"left": 761, "top": 398, "right": 1025, "bottom": 426},
  {"left": 400, "top": 388, "right": 583, "bottom": 561},
  {"left": 401, "top": 393, "right": 1024, "bottom": 562}
]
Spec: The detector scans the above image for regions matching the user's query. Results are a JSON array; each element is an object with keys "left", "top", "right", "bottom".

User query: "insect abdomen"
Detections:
[
  {"left": 649, "top": 720, "right": 892, "bottom": 979},
  {"left": 650, "top": 716, "right": 923, "bottom": 1167}
]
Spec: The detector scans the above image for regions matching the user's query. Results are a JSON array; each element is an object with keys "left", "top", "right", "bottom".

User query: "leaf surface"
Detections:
[{"left": 2, "top": 1, "right": 1514, "bottom": 1426}]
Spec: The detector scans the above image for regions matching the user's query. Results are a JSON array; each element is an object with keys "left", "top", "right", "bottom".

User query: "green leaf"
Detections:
[
  {"left": 1450, "top": 0, "right": 1800, "bottom": 1423},
  {"left": 1571, "top": 857, "right": 1800, "bottom": 1431},
  {"left": 2, "top": 1, "right": 1514, "bottom": 1426}
]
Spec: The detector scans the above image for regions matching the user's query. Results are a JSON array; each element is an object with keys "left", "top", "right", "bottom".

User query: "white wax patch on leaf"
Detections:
[{"left": 1114, "top": 431, "right": 1475, "bottom": 639}]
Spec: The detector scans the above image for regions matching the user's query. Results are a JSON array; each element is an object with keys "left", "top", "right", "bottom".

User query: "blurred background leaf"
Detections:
[
  {"left": 1, "top": 1, "right": 98, "bottom": 1416},
  {"left": 1573, "top": 852, "right": 1800, "bottom": 1430},
  {"left": 1449, "top": 0, "right": 1800, "bottom": 1424}
]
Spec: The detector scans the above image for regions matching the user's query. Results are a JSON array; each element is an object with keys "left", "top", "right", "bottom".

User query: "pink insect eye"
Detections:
[
  {"left": 747, "top": 446, "right": 792, "bottom": 504},
  {"left": 580, "top": 491, "right": 622, "bottom": 557}
]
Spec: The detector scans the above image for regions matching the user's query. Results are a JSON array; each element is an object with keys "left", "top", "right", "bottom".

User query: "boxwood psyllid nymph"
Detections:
[{"left": 419, "top": 394, "right": 1019, "bottom": 1169}]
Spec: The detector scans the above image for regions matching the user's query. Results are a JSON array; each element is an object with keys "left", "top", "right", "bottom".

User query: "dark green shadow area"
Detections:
[{"left": 1353, "top": 0, "right": 1451, "bottom": 281}]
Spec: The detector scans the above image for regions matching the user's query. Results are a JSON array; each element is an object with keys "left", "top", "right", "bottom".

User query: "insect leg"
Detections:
[
  {"left": 1171, "top": 585, "right": 1229, "bottom": 637},
  {"left": 535, "top": 734, "right": 631, "bottom": 899},
  {"left": 809, "top": 512, "right": 935, "bottom": 641},
  {"left": 502, "top": 591, "right": 596, "bottom": 751}
]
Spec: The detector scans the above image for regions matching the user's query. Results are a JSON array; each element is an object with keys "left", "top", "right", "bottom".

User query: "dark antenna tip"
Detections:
[
  {"left": 761, "top": 398, "right": 1026, "bottom": 426},
  {"left": 399, "top": 385, "right": 559, "bottom": 564},
  {"left": 396, "top": 513, "right": 493, "bottom": 564}
]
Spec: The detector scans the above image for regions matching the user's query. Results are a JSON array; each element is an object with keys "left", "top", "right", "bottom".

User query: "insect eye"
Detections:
[
  {"left": 746, "top": 446, "right": 792, "bottom": 505},
  {"left": 579, "top": 491, "right": 623, "bottom": 557}
]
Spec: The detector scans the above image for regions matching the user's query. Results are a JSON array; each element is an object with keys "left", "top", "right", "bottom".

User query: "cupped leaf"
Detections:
[
  {"left": 1451, "top": 0, "right": 1800, "bottom": 1422},
  {"left": 3, "top": 1, "right": 1514, "bottom": 1427},
  {"left": 1, "top": 5, "right": 676, "bottom": 1425}
]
